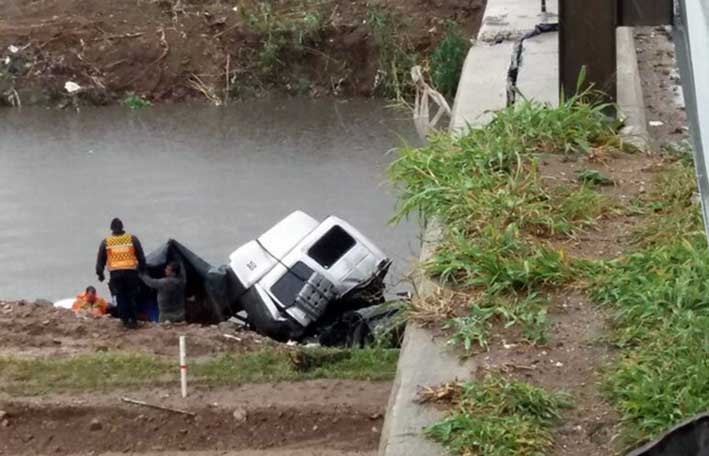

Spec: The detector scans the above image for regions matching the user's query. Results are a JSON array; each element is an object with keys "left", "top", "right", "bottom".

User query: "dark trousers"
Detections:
[
  {"left": 110, "top": 270, "right": 141, "bottom": 325},
  {"left": 116, "top": 291, "right": 138, "bottom": 324}
]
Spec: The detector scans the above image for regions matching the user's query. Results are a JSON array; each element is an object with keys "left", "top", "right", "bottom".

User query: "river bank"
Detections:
[{"left": 0, "top": 0, "right": 484, "bottom": 108}]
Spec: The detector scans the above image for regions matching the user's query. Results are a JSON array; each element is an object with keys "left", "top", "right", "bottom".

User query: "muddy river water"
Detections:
[{"left": 0, "top": 98, "right": 420, "bottom": 301}]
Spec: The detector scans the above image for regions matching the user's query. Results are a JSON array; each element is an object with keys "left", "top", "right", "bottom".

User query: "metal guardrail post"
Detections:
[
  {"left": 674, "top": 0, "right": 709, "bottom": 240},
  {"left": 559, "top": 0, "right": 618, "bottom": 102},
  {"left": 559, "top": 0, "right": 673, "bottom": 104}
]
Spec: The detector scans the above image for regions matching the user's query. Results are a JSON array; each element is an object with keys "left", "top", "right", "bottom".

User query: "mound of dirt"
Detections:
[
  {"left": 0, "top": 0, "right": 486, "bottom": 106},
  {"left": 0, "top": 300, "right": 274, "bottom": 357}
]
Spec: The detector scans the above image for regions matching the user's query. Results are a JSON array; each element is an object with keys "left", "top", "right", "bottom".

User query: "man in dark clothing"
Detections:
[
  {"left": 140, "top": 261, "right": 187, "bottom": 323},
  {"left": 96, "top": 218, "right": 146, "bottom": 329}
]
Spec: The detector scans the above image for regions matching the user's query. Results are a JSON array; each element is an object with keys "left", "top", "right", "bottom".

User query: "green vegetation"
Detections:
[
  {"left": 0, "top": 347, "right": 398, "bottom": 396},
  {"left": 235, "top": 0, "right": 327, "bottom": 76},
  {"left": 430, "top": 23, "right": 470, "bottom": 100},
  {"left": 241, "top": 1, "right": 326, "bottom": 75},
  {"left": 576, "top": 169, "right": 613, "bottom": 186},
  {"left": 390, "top": 96, "right": 621, "bottom": 349},
  {"left": 367, "top": 9, "right": 470, "bottom": 101},
  {"left": 426, "top": 376, "right": 572, "bottom": 456},
  {"left": 122, "top": 93, "right": 152, "bottom": 110},
  {"left": 445, "top": 293, "right": 549, "bottom": 353},
  {"left": 367, "top": 3, "right": 418, "bottom": 100},
  {"left": 591, "top": 158, "right": 709, "bottom": 445}
]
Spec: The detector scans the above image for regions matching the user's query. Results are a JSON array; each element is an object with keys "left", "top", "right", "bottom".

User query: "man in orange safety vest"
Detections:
[
  {"left": 95, "top": 218, "right": 146, "bottom": 329},
  {"left": 72, "top": 285, "right": 109, "bottom": 316}
]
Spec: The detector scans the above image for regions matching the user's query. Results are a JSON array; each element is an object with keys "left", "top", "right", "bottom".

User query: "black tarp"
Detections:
[
  {"left": 142, "top": 239, "right": 245, "bottom": 323},
  {"left": 628, "top": 414, "right": 709, "bottom": 456}
]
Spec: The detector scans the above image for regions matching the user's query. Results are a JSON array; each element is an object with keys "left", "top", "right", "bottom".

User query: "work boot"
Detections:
[{"left": 122, "top": 319, "right": 138, "bottom": 329}]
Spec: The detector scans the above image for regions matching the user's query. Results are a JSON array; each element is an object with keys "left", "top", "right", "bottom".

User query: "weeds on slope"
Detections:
[
  {"left": 242, "top": 1, "right": 326, "bottom": 74},
  {"left": 430, "top": 22, "right": 470, "bottom": 100},
  {"left": 367, "top": 3, "right": 472, "bottom": 101},
  {"left": 424, "top": 375, "right": 572, "bottom": 456},
  {"left": 390, "top": 95, "right": 622, "bottom": 351},
  {"left": 591, "top": 156, "right": 709, "bottom": 446}
]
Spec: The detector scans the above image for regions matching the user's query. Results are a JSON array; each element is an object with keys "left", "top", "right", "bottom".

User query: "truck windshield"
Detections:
[
  {"left": 271, "top": 261, "right": 315, "bottom": 307},
  {"left": 308, "top": 225, "right": 356, "bottom": 269}
]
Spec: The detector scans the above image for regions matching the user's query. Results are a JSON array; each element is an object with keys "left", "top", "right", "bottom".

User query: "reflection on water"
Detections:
[{"left": 0, "top": 98, "right": 420, "bottom": 300}]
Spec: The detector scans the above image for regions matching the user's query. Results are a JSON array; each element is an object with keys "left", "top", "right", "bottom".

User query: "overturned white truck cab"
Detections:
[{"left": 228, "top": 211, "right": 391, "bottom": 341}]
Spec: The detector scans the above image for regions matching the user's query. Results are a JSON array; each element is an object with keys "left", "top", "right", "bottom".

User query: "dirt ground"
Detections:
[
  {"left": 0, "top": 380, "right": 390, "bottom": 455},
  {"left": 0, "top": 300, "right": 274, "bottom": 357},
  {"left": 0, "top": 0, "right": 485, "bottom": 106},
  {"left": 635, "top": 26, "right": 689, "bottom": 148}
]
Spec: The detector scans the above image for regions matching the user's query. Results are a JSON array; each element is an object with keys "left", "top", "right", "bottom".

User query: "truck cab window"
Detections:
[
  {"left": 271, "top": 262, "right": 314, "bottom": 307},
  {"left": 307, "top": 225, "right": 356, "bottom": 269}
]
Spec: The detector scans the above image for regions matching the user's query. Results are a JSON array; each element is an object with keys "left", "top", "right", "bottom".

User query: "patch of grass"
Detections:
[
  {"left": 389, "top": 96, "right": 621, "bottom": 350},
  {"left": 122, "top": 93, "right": 152, "bottom": 110},
  {"left": 428, "top": 224, "right": 579, "bottom": 292},
  {"left": 389, "top": 97, "right": 620, "bottom": 236},
  {"left": 661, "top": 139, "right": 694, "bottom": 166},
  {"left": 196, "top": 347, "right": 399, "bottom": 384},
  {"left": 430, "top": 22, "right": 470, "bottom": 100},
  {"left": 576, "top": 169, "right": 613, "bottom": 186},
  {"left": 631, "top": 161, "right": 702, "bottom": 247},
  {"left": 0, "top": 347, "right": 398, "bottom": 396},
  {"left": 590, "top": 159, "right": 709, "bottom": 445},
  {"left": 604, "top": 313, "right": 709, "bottom": 445},
  {"left": 243, "top": 1, "right": 327, "bottom": 74},
  {"left": 446, "top": 293, "right": 549, "bottom": 353},
  {"left": 244, "top": 2, "right": 287, "bottom": 72},
  {"left": 425, "top": 376, "right": 572, "bottom": 456},
  {"left": 389, "top": 99, "right": 616, "bottom": 293}
]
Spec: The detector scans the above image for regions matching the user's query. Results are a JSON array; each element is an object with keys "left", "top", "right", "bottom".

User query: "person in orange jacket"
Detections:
[{"left": 72, "top": 286, "right": 109, "bottom": 316}]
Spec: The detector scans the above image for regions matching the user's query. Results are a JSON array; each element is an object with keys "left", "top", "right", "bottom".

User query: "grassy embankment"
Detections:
[
  {"left": 389, "top": 92, "right": 707, "bottom": 453},
  {"left": 0, "top": 347, "right": 398, "bottom": 396}
]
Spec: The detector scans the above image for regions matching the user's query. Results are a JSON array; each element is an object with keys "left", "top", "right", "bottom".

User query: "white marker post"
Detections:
[{"left": 179, "top": 335, "right": 187, "bottom": 398}]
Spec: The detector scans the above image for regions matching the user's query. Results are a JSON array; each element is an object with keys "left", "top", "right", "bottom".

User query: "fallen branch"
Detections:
[
  {"left": 188, "top": 73, "right": 222, "bottom": 106},
  {"left": 7, "top": 88, "right": 22, "bottom": 108},
  {"left": 103, "top": 59, "right": 128, "bottom": 71},
  {"left": 93, "top": 32, "right": 144, "bottom": 42},
  {"left": 154, "top": 28, "right": 170, "bottom": 64},
  {"left": 214, "top": 24, "right": 240, "bottom": 38},
  {"left": 121, "top": 397, "right": 196, "bottom": 417}
]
